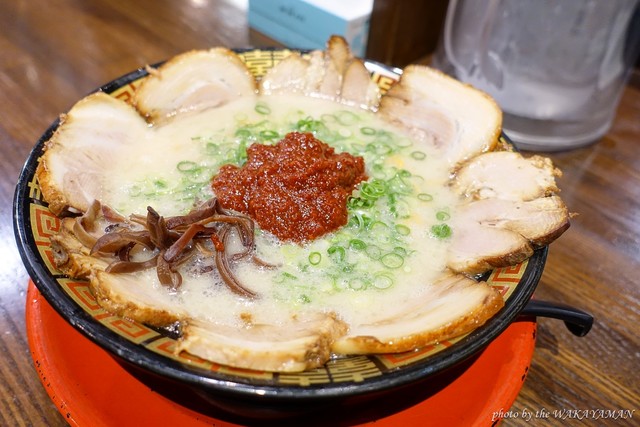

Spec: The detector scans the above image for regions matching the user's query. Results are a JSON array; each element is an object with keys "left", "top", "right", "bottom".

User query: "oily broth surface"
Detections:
[{"left": 103, "top": 94, "right": 457, "bottom": 327}]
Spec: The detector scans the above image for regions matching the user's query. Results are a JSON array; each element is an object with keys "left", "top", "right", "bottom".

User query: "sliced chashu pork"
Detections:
[
  {"left": 135, "top": 48, "right": 257, "bottom": 122},
  {"left": 332, "top": 271, "right": 503, "bottom": 354},
  {"left": 51, "top": 215, "right": 110, "bottom": 279},
  {"left": 340, "top": 58, "right": 381, "bottom": 109},
  {"left": 177, "top": 313, "right": 348, "bottom": 372},
  {"left": 452, "top": 151, "right": 561, "bottom": 201},
  {"left": 447, "top": 196, "right": 570, "bottom": 275},
  {"left": 378, "top": 65, "right": 502, "bottom": 169},
  {"left": 37, "top": 93, "right": 149, "bottom": 216},
  {"left": 447, "top": 151, "right": 570, "bottom": 275},
  {"left": 258, "top": 52, "right": 310, "bottom": 94},
  {"left": 376, "top": 65, "right": 569, "bottom": 275},
  {"left": 259, "top": 35, "right": 380, "bottom": 109}
]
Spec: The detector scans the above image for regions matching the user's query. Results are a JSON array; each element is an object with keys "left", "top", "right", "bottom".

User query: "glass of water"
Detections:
[{"left": 432, "top": 0, "right": 640, "bottom": 151}]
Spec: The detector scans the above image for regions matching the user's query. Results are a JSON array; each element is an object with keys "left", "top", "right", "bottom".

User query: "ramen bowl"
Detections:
[{"left": 14, "top": 48, "right": 547, "bottom": 419}]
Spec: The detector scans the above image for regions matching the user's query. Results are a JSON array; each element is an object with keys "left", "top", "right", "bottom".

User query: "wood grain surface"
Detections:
[{"left": 1, "top": 1, "right": 638, "bottom": 426}]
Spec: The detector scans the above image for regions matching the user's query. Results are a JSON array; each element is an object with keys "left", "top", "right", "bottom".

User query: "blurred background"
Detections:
[
  {"left": 247, "top": 0, "right": 450, "bottom": 66},
  {"left": 247, "top": 0, "right": 639, "bottom": 73}
]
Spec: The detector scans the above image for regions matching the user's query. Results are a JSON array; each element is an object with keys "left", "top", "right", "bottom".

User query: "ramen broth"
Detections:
[{"left": 102, "top": 94, "right": 457, "bottom": 327}]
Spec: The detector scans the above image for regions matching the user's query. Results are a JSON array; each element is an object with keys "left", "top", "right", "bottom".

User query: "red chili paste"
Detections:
[{"left": 212, "top": 131, "right": 367, "bottom": 242}]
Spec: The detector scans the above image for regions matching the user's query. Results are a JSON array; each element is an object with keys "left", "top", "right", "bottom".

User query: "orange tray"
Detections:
[{"left": 26, "top": 281, "right": 536, "bottom": 426}]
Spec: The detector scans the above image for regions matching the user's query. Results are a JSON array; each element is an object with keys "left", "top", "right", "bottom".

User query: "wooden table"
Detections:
[{"left": 1, "top": 1, "right": 638, "bottom": 425}]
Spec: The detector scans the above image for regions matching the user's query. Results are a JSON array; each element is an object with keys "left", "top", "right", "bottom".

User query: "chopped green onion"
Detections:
[
  {"left": 348, "top": 277, "right": 367, "bottom": 290},
  {"left": 388, "top": 175, "right": 412, "bottom": 195},
  {"left": 381, "top": 252, "right": 404, "bottom": 269},
  {"left": 360, "top": 179, "right": 386, "bottom": 199},
  {"left": 411, "top": 151, "right": 427, "bottom": 160},
  {"left": 177, "top": 161, "right": 199, "bottom": 172},
  {"left": 128, "top": 184, "right": 142, "bottom": 197},
  {"left": 342, "top": 264, "right": 355, "bottom": 273},
  {"left": 255, "top": 102, "right": 271, "bottom": 115},
  {"left": 275, "top": 271, "right": 298, "bottom": 284},
  {"left": 418, "top": 193, "right": 434, "bottom": 202},
  {"left": 298, "top": 294, "right": 311, "bottom": 304},
  {"left": 347, "top": 197, "right": 374, "bottom": 210},
  {"left": 374, "top": 131, "right": 393, "bottom": 144},
  {"left": 235, "top": 128, "right": 252, "bottom": 139},
  {"left": 372, "top": 273, "right": 394, "bottom": 289},
  {"left": 295, "top": 117, "right": 326, "bottom": 134},
  {"left": 365, "top": 244, "right": 382, "bottom": 260},
  {"left": 394, "top": 137, "right": 414, "bottom": 148},
  {"left": 348, "top": 212, "right": 373, "bottom": 229},
  {"left": 370, "top": 163, "right": 387, "bottom": 179},
  {"left": 349, "top": 239, "right": 366, "bottom": 250},
  {"left": 369, "top": 221, "right": 389, "bottom": 232},
  {"left": 431, "top": 224, "right": 452, "bottom": 239},
  {"left": 393, "top": 246, "right": 408, "bottom": 256},
  {"left": 331, "top": 276, "right": 348, "bottom": 291},
  {"left": 183, "top": 169, "right": 210, "bottom": 184},
  {"left": 338, "top": 128, "right": 352, "bottom": 138},
  {"left": 395, "top": 224, "right": 411, "bottom": 236},
  {"left": 247, "top": 119, "right": 268, "bottom": 129},
  {"left": 360, "top": 126, "right": 376, "bottom": 135},
  {"left": 366, "top": 141, "right": 393, "bottom": 155},
  {"left": 153, "top": 179, "right": 168, "bottom": 189},
  {"left": 335, "top": 110, "right": 359, "bottom": 126},
  {"left": 350, "top": 143, "right": 367, "bottom": 153},
  {"left": 388, "top": 193, "right": 411, "bottom": 218},
  {"left": 259, "top": 130, "right": 279, "bottom": 140},
  {"left": 320, "top": 113, "right": 337, "bottom": 123},
  {"left": 205, "top": 142, "right": 221, "bottom": 155},
  {"left": 308, "top": 252, "right": 322, "bottom": 265},
  {"left": 436, "top": 211, "right": 451, "bottom": 221},
  {"left": 327, "top": 245, "right": 346, "bottom": 262}
]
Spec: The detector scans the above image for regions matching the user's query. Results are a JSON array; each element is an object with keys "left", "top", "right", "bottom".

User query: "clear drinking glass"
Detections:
[{"left": 432, "top": 0, "right": 640, "bottom": 151}]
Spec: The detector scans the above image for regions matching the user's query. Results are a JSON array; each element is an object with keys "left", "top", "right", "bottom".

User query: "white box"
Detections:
[{"left": 248, "top": 0, "right": 373, "bottom": 57}]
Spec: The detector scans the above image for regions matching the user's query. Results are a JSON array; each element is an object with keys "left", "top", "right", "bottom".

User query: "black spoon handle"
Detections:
[{"left": 520, "top": 299, "right": 594, "bottom": 337}]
